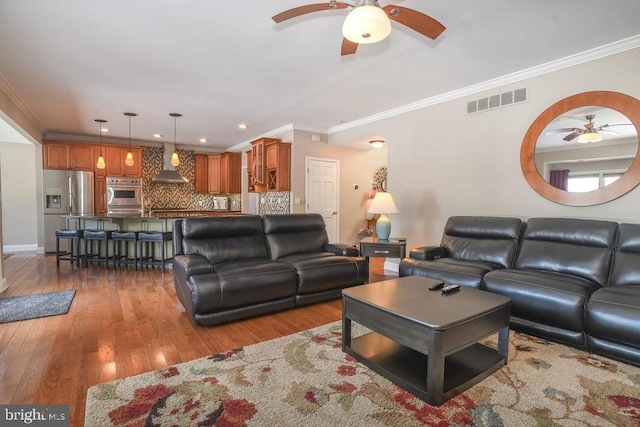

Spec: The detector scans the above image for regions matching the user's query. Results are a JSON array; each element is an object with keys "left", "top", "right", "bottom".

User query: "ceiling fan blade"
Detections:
[
  {"left": 545, "top": 127, "right": 581, "bottom": 136},
  {"left": 341, "top": 38, "right": 358, "bottom": 55},
  {"left": 383, "top": 5, "right": 446, "bottom": 39},
  {"left": 596, "top": 123, "right": 633, "bottom": 131},
  {"left": 272, "top": 2, "right": 350, "bottom": 23},
  {"left": 563, "top": 131, "right": 583, "bottom": 141}
]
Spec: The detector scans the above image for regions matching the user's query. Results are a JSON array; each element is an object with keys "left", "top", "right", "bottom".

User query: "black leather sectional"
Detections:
[
  {"left": 172, "top": 213, "right": 368, "bottom": 326},
  {"left": 400, "top": 216, "right": 640, "bottom": 367}
]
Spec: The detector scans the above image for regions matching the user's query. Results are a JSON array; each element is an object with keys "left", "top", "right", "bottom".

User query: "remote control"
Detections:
[
  {"left": 429, "top": 281, "right": 445, "bottom": 291},
  {"left": 441, "top": 284, "right": 461, "bottom": 294}
]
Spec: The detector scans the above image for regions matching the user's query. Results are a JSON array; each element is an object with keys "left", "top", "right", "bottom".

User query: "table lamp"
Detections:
[{"left": 368, "top": 192, "right": 398, "bottom": 240}]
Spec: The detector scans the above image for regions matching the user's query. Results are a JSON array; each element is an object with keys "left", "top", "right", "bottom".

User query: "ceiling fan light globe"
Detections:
[
  {"left": 577, "top": 131, "right": 603, "bottom": 143},
  {"left": 342, "top": 4, "right": 391, "bottom": 44}
]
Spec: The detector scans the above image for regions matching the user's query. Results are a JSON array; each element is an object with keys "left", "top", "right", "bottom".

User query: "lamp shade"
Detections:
[
  {"left": 368, "top": 192, "right": 398, "bottom": 215},
  {"left": 342, "top": 1, "right": 391, "bottom": 44},
  {"left": 577, "top": 130, "right": 602, "bottom": 143}
]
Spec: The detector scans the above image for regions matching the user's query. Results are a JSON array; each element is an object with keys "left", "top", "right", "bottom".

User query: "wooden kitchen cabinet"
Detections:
[
  {"left": 207, "top": 155, "right": 221, "bottom": 194},
  {"left": 194, "top": 154, "right": 209, "bottom": 193},
  {"left": 123, "top": 147, "right": 142, "bottom": 177},
  {"left": 265, "top": 140, "right": 291, "bottom": 191},
  {"left": 220, "top": 152, "right": 241, "bottom": 194},
  {"left": 43, "top": 142, "right": 70, "bottom": 169},
  {"left": 95, "top": 177, "right": 106, "bottom": 216},
  {"left": 43, "top": 141, "right": 94, "bottom": 170},
  {"left": 194, "top": 152, "right": 240, "bottom": 194},
  {"left": 105, "top": 146, "right": 124, "bottom": 177},
  {"left": 246, "top": 149, "right": 254, "bottom": 192},
  {"left": 103, "top": 146, "right": 142, "bottom": 177}
]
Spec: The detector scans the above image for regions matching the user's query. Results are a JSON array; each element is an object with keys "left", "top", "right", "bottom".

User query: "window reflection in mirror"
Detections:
[{"left": 534, "top": 106, "right": 637, "bottom": 192}]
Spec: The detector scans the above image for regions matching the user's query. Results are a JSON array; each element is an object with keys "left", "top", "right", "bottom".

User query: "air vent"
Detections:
[{"left": 467, "top": 87, "right": 528, "bottom": 114}]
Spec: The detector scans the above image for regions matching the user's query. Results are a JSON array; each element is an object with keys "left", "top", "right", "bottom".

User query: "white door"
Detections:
[{"left": 306, "top": 158, "right": 339, "bottom": 242}]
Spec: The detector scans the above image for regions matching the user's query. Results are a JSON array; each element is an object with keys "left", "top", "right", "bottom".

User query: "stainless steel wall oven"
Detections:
[{"left": 106, "top": 177, "right": 142, "bottom": 216}]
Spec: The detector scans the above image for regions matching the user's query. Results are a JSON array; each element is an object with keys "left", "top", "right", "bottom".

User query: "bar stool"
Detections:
[
  {"left": 55, "top": 229, "right": 84, "bottom": 268},
  {"left": 138, "top": 231, "right": 173, "bottom": 270},
  {"left": 84, "top": 230, "right": 113, "bottom": 269},
  {"left": 112, "top": 231, "right": 139, "bottom": 270}
]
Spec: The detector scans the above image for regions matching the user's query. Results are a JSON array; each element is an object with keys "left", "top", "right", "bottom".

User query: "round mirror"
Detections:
[{"left": 521, "top": 91, "right": 640, "bottom": 206}]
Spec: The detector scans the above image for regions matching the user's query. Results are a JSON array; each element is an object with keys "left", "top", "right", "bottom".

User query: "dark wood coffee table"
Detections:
[{"left": 342, "top": 276, "right": 511, "bottom": 406}]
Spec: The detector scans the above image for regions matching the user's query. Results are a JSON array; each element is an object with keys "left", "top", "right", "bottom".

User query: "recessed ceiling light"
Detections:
[
  {"left": 199, "top": 138, "right": 208, "bottom": 143},
  {"left": 101, "top": 127, "right": 109, "bottom": 132},
  {"left": 336, "top": 120, "right": 346, "bottom": 124},
  {"left": 153, "top": 133, "right": 163, "bottom": 138},
  {"left": 238, "top": 123, "right": 248, "bottom": 129}
]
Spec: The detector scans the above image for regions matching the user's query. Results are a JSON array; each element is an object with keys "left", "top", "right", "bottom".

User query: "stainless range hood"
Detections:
[{"left": 152, "top": 143, "right": 188, "bottom": 183}]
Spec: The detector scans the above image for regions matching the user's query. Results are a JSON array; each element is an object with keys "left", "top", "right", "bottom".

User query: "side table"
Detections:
[{"left": 359, "top": 236, "right": 406, "bottom": 259}]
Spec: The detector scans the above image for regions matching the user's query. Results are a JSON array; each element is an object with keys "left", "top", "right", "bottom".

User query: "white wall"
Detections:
[
  {"left": 329, "top": 47, "right": 640, "bottom": 254},
  {"left": 0, "top": 142, "right": 38, "bottom": 251},
  {"left": 291, "top": 130, "right": 387, "bottom": 244}
]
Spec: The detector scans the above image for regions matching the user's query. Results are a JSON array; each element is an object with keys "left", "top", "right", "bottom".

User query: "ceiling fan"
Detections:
[
  {"left": 545, "top": 114, "right": 632, "bottom": 143},
  {"left": 272, "top": 0, "right": 446, "bottom": 56}
]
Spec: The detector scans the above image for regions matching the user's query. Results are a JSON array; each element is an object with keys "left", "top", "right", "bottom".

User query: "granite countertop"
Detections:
[{"left": 65, "top": 211, "right": 242, "bottom": 220}]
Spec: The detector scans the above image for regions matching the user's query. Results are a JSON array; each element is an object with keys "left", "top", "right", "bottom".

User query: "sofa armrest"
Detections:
[
  {"left": 410, "top": 246, "right": 448, "bottom": 260},
  {"left": 324, "top": 243, "right": 360, "bottom": 257},
  {"left": 172, "top": 254, "right": 213, "bottom": 286}
]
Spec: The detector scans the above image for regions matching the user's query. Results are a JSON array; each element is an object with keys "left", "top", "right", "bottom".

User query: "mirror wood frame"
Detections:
[{"left": 521, "top": 91, "right": 640, "bottom": 206}]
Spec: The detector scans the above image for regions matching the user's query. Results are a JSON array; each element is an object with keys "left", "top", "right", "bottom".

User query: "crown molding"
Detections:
[
  {"left": 0, "top": 72, "right": 46, "bottom": 134},
  {"left": 327, "top": 34, "right": 640, "bottom": 135},
  {"left": 227, "top": 123, "right": 296, "bottom": 152}
]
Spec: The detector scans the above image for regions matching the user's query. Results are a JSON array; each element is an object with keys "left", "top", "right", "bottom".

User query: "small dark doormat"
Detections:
[{"left": 0, "top": 290, "right": 76, "bottom": 324}]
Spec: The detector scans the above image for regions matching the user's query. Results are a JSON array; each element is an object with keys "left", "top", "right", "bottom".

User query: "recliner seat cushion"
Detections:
[
  {"left": 191, "top": 259, "right": 298, "bottom": 312},
  {"left": 278, "top": 252, "right": 368, "bottom": 294},
  {"left": 586, "top": 286, "right": 640, "bottom": 348},
  {"left": 483, "top": 268, "right": 601, "bottom": 332}
]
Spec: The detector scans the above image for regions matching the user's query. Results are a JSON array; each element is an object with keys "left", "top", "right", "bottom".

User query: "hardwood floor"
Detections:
[{"left": 0, "top": 252, "right": 394, "bottom": 426}]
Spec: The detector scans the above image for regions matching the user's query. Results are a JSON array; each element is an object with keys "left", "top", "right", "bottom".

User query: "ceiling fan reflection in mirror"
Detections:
[
  {"left": 545, "top": 114, "right": 633, "bottom": 143},
  {"left": 272, "top": 0, "right": 446, "bottom": 56}
]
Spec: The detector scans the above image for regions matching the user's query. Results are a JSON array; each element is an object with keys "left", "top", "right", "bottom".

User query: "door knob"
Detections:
[{"left": 333, "top": 212, "right": 337, "bottom": 215}]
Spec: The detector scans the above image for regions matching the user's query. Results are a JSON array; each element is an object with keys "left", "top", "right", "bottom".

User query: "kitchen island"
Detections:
[{"left": 62, "top": 211, "right": 242, "bottom": 263}]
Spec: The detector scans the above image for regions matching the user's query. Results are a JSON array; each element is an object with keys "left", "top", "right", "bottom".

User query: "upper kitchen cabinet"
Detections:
[
  {"left": 220, "top": 152, "right": 241, "bottom": 194},
  {"left": 248, "top": 138, "right": 290, "bottom": 192},
  {"left": 194, "top": 152, "right": 241, "bottom": 194},
  {"left": 102, "top": 146, "right": 142, "bottom": 177},
  {"left": 265, "top": 140, "right": 291, "bottom": 191},
  {"left": 43, "top": 141, "right": 94, "bottom": 171}
]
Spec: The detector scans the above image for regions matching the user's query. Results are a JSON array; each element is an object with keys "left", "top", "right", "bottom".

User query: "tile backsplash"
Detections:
[{"left": 141, "top": 147, "right": 241, "bottom": 211}]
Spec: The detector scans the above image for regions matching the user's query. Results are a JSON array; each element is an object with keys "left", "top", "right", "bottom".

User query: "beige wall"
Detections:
[
  {"left": 329, "top": 47, "right": 640, "bottom": 256},
  {"left": 291, "top": 130, "right": 387, "bottom": 244},
  {"left": 0, "top": 142, "right": 38, "bottom": 250}
]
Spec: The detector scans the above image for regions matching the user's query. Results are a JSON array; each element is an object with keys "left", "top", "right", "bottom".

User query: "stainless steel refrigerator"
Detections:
[{"left": 43, "top": 170, "right": 95, "bottom": 253}]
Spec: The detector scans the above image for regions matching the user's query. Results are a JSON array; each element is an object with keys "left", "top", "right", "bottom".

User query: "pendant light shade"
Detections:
[
  {"left": 577, "top": 129, "right": 603, "bottom": 143},
  {"left": 124, "top": 112, "right": 137, "bottom": 167},
  {"left": 95, "top": 119, "right": 107, "bottom": 170},
  {"left": 342, "top": 0, "right": 391, "bottom": 44},
  {"left": 170, "top": 113, "right": 182, "bottom": 166}
]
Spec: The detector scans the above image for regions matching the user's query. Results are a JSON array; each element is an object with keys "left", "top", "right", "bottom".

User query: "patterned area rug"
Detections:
[
  {"left": 85, "top": 321, "right": 640, "bottom": 426},
  {"left": 0, "top": 290, "right": 75, "bottom": 324}
]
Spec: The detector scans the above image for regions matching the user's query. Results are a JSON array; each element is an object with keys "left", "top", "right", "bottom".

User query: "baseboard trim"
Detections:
[{"left": 3, "top": 244, "right": 38, "bottom": 252}]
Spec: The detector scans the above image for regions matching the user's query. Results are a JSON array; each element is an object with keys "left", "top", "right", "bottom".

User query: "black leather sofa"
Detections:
[
  {"left": 399, "top": 216, "right": 640, "bottom": 367},
  {"left": 172, "top": 213, "right": 368, "bottom": 326}
]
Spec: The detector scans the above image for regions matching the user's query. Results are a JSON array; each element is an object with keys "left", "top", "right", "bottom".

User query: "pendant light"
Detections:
[
  {"left": 124, "top": 112, "right": 137, "bottom": 166},
  {"left": 170, "top": 113, "right": 182, "bottom": 166},
  {"left": 95, "top": 119, "right": 107, "bottom": 169}
]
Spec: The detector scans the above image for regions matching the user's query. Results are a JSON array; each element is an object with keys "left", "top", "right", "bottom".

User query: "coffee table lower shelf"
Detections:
[{"left": 344, "top": 331, "right": 505, "bottom": 405}]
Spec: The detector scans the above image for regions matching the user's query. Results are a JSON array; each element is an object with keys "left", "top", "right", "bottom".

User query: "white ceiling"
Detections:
[{"left": 1, "top": 0, "right": 640, "bottom": 150}]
